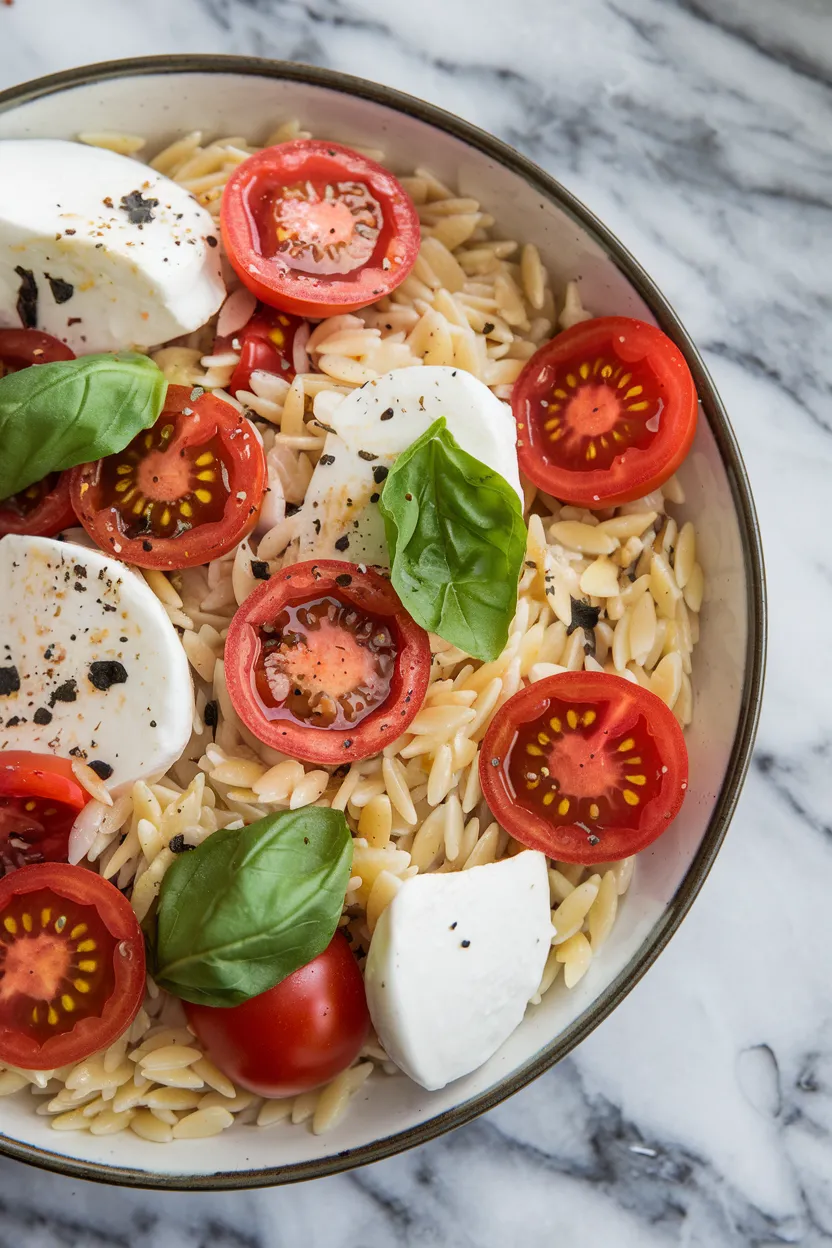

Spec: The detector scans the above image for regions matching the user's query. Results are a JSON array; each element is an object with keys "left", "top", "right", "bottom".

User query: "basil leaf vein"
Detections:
[
  {"left": 379, "top": 417, "right": 526, "bottom": 662},
  {"left": 153, "top": 807, "right": 353, "bottom": 1008},
  {"left": 0, "top": 352, "right": 167, "bottom": 499}
]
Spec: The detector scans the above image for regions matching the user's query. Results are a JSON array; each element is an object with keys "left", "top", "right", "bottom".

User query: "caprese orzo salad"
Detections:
[{"left": 0, "top": 122, "right": 703, "bottom": 1142}]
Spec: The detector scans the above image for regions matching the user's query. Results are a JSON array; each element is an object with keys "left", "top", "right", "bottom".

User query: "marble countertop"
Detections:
[{"left": 0, "top": 0, "right": 829, "bottom": 1243}]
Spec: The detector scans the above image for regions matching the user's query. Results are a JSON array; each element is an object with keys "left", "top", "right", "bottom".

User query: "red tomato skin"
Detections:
[
  {"left": 225, "top": 560, "right": 431, "bottom": 764},
  {"left": 69, "top": 386, "right": 266, "bottom": 571},
  {"left": 0, "top": 752, "right": 87, "bottom": 813},
  {"left": 185, "top": 933, "right": 370, "bottom": 1098},
  {"left": 0, "top": 472, "right": 76, "bottom": 538},
  {"left": 220, "top": 140, "right": 420, "bottom": 318},
  {"left": 0, "top": 329, "right": 75, "bottom": 369},
  {"left": 222, "top": 308, "right": 305, "bottom": 395},
  {"left": 0, "top": 862, "right": 146, "bottom": 1069},
  {"left": 513, "top": 317, "right": 698, "bottom": 507},
  {"left": 479, "top": 671, "right": 689, "bottom": 864}
]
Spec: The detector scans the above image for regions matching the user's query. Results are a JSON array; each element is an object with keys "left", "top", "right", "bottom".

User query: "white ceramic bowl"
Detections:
[{"left": 0, "top": 56, "right": 765, "bottom": 1189}]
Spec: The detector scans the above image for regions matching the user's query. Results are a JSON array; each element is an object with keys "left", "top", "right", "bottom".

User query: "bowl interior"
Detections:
[{"left": 0, "top": 63, "right": 759, "bottom": 1186}]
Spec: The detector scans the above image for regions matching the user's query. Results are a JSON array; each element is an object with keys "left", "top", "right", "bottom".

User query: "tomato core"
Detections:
[
  {"left": 506, "top": 699, "right": 664, "bottom": 833},
  {"left": 0, "top": 888, "right": 116, "bottom": 1042},
  {"left": 271, "top": 181, "right": 382, "bottom": 275},
  {"left": 538, "top": 354, "right": 659, "bottom": 472},
  {"left": 255, "top": 595, "right": 397, "bottom": 730}
]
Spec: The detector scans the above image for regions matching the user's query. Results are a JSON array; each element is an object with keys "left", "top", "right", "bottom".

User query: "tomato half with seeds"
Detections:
[
  {"left": 218, "top": 306, "right": 307, "bottom": 395},
  {"left": 0, "top": 471, "right": 75, "bottom": 538},
  {"left": 70, "top": 385, "right": 266, "bottom": 570},
  {"left": 513, "top": 317, "right": 698, "bottom": 507},
  {"left": 221, "top": 140, "right": 420, "bottom": 318},
  {"left": 480, "top": 671, "right": 688, "bottom": 864},
  {"left": 0, "top": 753, "right": 88, "bottom": 876},
  {"left": 225, "top": 560, "right": 431, "bottom": 764},
  {"left": 0, "top": 328, "right": 75, "bottom": 373},
  {"left": 0, "top": 862, "right": 146, "bottom": 1068}
]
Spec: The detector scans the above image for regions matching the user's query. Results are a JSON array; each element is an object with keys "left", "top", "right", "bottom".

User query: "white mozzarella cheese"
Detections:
[
  {"left": 0, "top": 140, "right": 225, "bottom": 353},
  {"left": 294, "top": 366, "right": 522, "bottom": 568},
  {"left": 364, "top": 851, "right": 553, "bottom": 1091},
  {"left": 0, "top": 535, "right": 193, "bottom": 791}
]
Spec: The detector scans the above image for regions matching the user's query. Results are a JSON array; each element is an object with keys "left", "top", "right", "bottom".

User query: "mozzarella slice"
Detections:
[
  {"left": 0, "top": 140, "right": 225, "bottom": 353},
  {"left": 295, "top": 433, "right": 389, "bottom": 565},
  {"left": 295, "top": 366, "right": 522, "bottom": 567},
  {"left": 365, "top": 851, "right": 553, "bottom": 1091},
  {"left": 0, "top": 535, "right": 193, "bottom": 791}
]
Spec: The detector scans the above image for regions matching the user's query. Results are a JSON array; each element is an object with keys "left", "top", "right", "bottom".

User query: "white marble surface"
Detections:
[{"left": 0, "top": 0, "right": 829, "bottom": 1243}]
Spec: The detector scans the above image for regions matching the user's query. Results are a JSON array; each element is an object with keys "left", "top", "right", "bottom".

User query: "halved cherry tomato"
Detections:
[
  {"left": 0, "top": 332, "right": 77, "bottom": 535},
  {"left": 69, "top": 385, "right": 266, "bottom": 570},
  {"left": 0, "top": 328, "right": 75, "bottom": 373},
  {"left": 480, "top": 671, "right": 688, "bottom": 864},
  {"left": 225, "top": 559, "right": 431, "bottom": 764},
  {"left": 0, "top": 862, "right": 146, "bottom": 1069},
  {"left": 185, "top": 932, "right": 370, "bottom": 1098},
  {"left": 0, "top": 753, "right": 88, "bottom": 876},
  {"left": 512, "top": 317, "right": 698, "bottom": 507},
  {"left": 0, "top": 471, "right": 75, "bottom": 538},
  {"left": 218, "top": 305, "right": 307, "bottom": 395},
  {"left": 221, "top": 140, "right": 420, "bottom": 318}
]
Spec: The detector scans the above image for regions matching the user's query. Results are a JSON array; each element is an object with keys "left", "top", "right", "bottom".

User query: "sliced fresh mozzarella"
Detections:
[
  {"left": 364, "top": 851, "right": 553, "bottom": 1091},
  {"left": 294, "top": 366, "right": 522, "bottom": 566},
  {"left": 295, "top": 433, "right": 389, "bottom": 565},
  {"left": 0, "top": 535, "right": 193, "bottom": 791},
  {"left": 0, "top": 140, "right": 225, "bottom": 353}
]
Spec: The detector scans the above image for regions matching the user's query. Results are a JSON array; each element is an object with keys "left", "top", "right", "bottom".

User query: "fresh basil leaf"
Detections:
[
  {"left": 153, "top": 807, "right": 353, "bottom": 1008},
  {"left": 379, "top": 417, "right": 526, "bottom": 662},
  {"left": 0, "top": 352, "right": 167, "bottom": 499}
]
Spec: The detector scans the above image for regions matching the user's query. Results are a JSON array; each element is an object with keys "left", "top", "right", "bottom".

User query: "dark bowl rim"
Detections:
[{"left": 0, "top": 53, "right": 766, "bottom": 1191}]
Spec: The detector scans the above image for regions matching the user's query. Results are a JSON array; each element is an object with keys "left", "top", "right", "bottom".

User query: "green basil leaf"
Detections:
[
  {"left": 0, "top": 352, "right": 167, "bottom": 499},
  {"left": 153, "top": 807, "right": 353, "bottom": 1008},
  {"left": 379, "top": 417, "right": 526, "bottom": 662}
]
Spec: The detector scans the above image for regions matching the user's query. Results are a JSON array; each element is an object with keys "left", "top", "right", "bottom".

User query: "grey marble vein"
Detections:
[{"left": 0, "top": 0, "right": 830, "bottom": 1243}]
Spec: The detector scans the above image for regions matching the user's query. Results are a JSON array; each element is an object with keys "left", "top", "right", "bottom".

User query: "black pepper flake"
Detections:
[
  {"left": 319, "top": 454, "right": 336, "bottom": 466},
  {"left": 4, "top": 716, "right": 20, "bottom": 727},
  {"left": 74, "top": 581, "right": 87, "bottom": 593},
  {"left": 14, "top": 266, "right": 38, "bottom": 328},
  {"left": 250, "top": 560, "right": 271, "bottom": 580},
  {"left": 334, "top": 535, "right": 350, "bottom": 552},
  {"left": 46, "top": 274, "right": 74, "bottom": 304},
  {"left": 206, "top": 235, "right": 219, "bottom": 247},
  {"left": 450, "top": 921, "right": 458, "bottom": 930},
  {"left": 380, "top": 407, "right": 395, "bottom": 421},
  {"left": 69, "top": 746, "right": 87, "bottom": 758},
  {"left": 335, "top": 573, "right": 352, "bottom": 587},
  {"left": 49, "top": 679, "right": 77, "bottom": 707},
  {"left": 142, "top": 540, "right": 153, "bottom": 552},
  {"left": 370, "top": 492, "right": 380, "bottom": 504},
  {"left": 491, "top": 757, "right": 500, "bottom": 767},
  {"left": 169, "top": 834, "right": 195, "bottom": 854},
  {"left": 567, "top": 596, "right": 601, "bottom": 638},
  {"left": 0, "top": 667, "right": 20, "bottom": 697},
  {"left": 150, "top": 720, "right": 157, "bottom": 728},
  {"left": 461, "top": 940, "right": 471, "bottom": 948},
  {"left": 587, "top": 834, "right": 600, "bottom": 846},
  {"left": 203, "top": 699, "right": 219, "bottom": 729},
  {"left": 67, "top": 316, "right": 82, "bottom": 326},
  {"left": 343, "top": 738, "right": 353, "bottom": 749},
  {"left": 89, "top": 760, "right": 114, "bottom": 781},
  {"left": 73, "top": 564, "right": 87, "bottom": 578},
  {"left": 313, "top": 518, "right": 321, "bottom": 535},
  {"left": 482, "top": 322, "right": 495, "bottom": 334},
  {"left": 88, "top": 660, "right": 128, "bottom": 691},
  {"left": 357, "top": 450, "right": 378, "bottom": 462},
  {"left": 33, "top": 708, "right": 53, "bottom": 726},
  {"left": 285, "top": 502, "right": 302, "bottom": 517},
  {"left": 120, "top": 190, "right": 159, "bottom": 224},
  {"left": 372, "top": 465, "right": 389, "bottom": 485}
]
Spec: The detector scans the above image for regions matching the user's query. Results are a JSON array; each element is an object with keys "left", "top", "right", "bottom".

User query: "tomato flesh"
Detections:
[
  {"left": 0, "top": 328, "right": 75, "bottom": 374},
  {"left": 185, "top": 932, "right": 370, "bottom": 1098},
  {"left": 0, "top": 862, "right": 146, "bottom": 1068},
  {"left": 513, "top": 317, "right": 698, "bottom": 507},
  {"left": 0, "top": 471, "right": 75, "bottom": 538},
  {"left": 0, "top": 753, "right": 87, "bottom": 876},
  {"left": 70, "top": 386, "right": 266, "bottom": 570},
  {"left": 226, "top": 560, "right": 431, "bottom": 764},
  {"left": 221, "top": 141, "right": 420, "bottom": 318},
  {"left": 480, "top": 672, "right": 688, "bottom": 863},
  {"left": 224, "top": 307, "right": 305, "bottom": 395}
]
